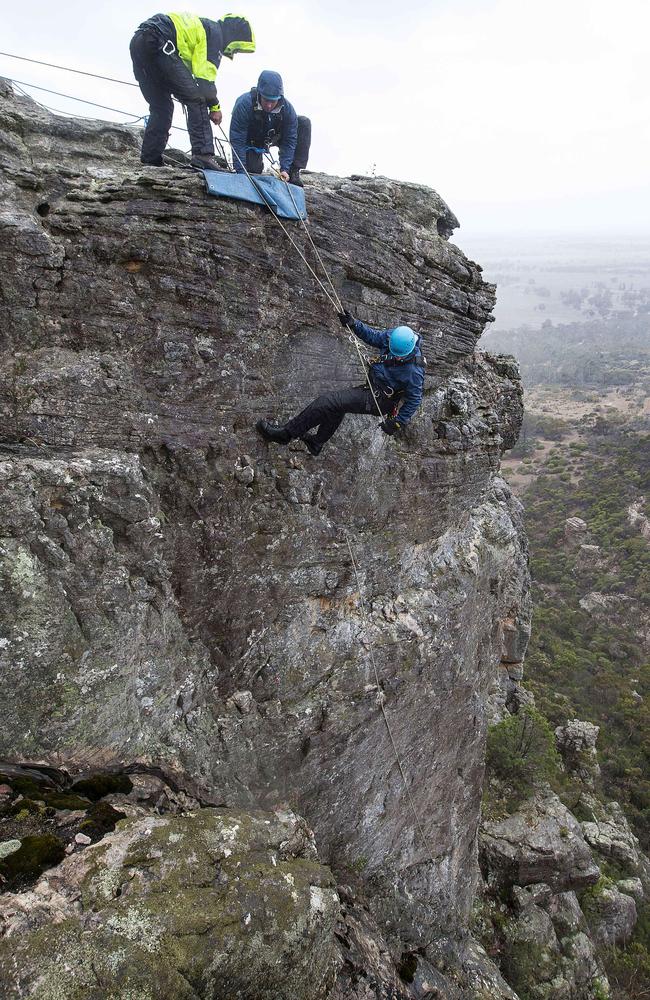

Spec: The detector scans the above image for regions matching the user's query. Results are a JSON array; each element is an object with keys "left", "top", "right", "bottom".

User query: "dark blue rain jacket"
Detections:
[
  {"left": 352, "top": 319, "right": 425, "bottom": 426},
  {"left": 230, "top": 69, "right": 298, "bottom": 173}
]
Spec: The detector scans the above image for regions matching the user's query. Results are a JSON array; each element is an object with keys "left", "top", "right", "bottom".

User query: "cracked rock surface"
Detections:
[
  {"left": 0, "top": 81, "right": 529, "bottom": 997},
  {"left": 0, "top": 806, "right": 341, "bottom": 1000}
]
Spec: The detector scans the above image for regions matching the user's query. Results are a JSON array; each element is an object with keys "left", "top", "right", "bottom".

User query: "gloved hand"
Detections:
[
  {"left": 380, "top": 417, "right": 401, "bottom": 436},
  {"left": 338, "top": 309, "right": 354, "bottom": 329}
]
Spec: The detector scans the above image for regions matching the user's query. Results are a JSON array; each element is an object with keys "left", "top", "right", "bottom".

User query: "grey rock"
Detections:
[
  {"left": 0, "top": 840, "right": 22, "bottom": 861},
  {"left": 564, "top": 517, "right": 589, "bottom": 545},
  {"left": 500, "top": 615, "right": 531, "bottom": 665},
  {"left": 511, "top": 881, "right": 552, "bottom": 912},
  {"left": 581, "top": 799, "right": 649, "bottom": 876},
  {"left": 555, "top": 719, "right": 601, "bottom": 786},
  {"left": 500, "top": 890, "right": 608, "bottom": 1000},
  {"left": 503, "top": 901, "right": 561, "bottom": 985},
  {"left": 0, "top": 807, "right": 341, "bottom": 1000},
  {"left": 576, "top": 544, "right": 603, "bottom": 570},
  {"left": 481, "top": 790, "right": 600, "bottom": 892},
  {"left": 617, "top": 877, "right": 644, "bottom": 902},
  {"left": 586, "top": 886, "right": 637, "bottom": 948},
  {"left": 0, "top": 84, "right": 532, "bottom": 988}
]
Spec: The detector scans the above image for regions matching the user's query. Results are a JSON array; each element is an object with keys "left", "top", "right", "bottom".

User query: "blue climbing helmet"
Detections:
[{"left": 389, "top": 326, "right": 417, "bottom": 358}]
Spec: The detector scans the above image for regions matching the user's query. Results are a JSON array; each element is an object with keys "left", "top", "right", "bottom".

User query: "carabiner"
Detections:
[{"left": 162, "top": 40, "right": 176, "bottom": 55}]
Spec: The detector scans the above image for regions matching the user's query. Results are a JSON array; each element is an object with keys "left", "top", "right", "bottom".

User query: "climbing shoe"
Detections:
[
  {"left": 301, "top": 435, "right": 322, "bottom": 456},
  {"left": 256, "top": 419, "right": 291, "bottom": 445},
  {"left": 191, "top": 154, "right": 225, "bottom": 171},
  {"left": 289, "top": 167, "right": 303, "bottom": 188}
]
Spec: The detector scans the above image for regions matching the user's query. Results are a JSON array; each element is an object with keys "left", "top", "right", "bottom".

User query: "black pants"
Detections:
[
  {"left": 284, "top": 385, "right": 393, "bottom": 446},
  {"left": 130, "top": 27, "right": 214, "bottom": 163},
  {"left": 246, "top": 116, "right": 312, "bottom": 174}
]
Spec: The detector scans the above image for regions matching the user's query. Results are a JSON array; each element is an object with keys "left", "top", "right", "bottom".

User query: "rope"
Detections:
[
  {"left": 10, "top": 82, "right": 143, "bottom": 127},
  {"left": 257, "top": 150, "right": 385, "bottom": 418},
  {"left": 221, "top": 139, "right": 437, "bottom": 868},
  {"left": 3, "top": 52, "right": 437, "bottom": 870},
  {"left": 264, "top": 151, "right": 344, "bottom": 315},
  {"left": 7, "top": 77, "right": 189, "bottom": 133},
  {"left": 0, "top": 50, "right": 138, "bottom": 88},
  {"left": 217, "top": 124, "right": 341, "bottom": 313}
]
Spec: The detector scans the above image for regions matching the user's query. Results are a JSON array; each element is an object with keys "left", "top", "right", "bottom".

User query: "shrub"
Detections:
[{"left": 486, "top": 707, "right": 562, "bottom": 810}]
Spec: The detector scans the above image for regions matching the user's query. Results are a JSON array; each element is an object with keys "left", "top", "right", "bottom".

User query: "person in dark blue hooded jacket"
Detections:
[
  {"left": 229, "top": 70, "right": 311, "bottom": 186},
  {"left": 256, "top": 311, "right": 425, "bottom": 455}
]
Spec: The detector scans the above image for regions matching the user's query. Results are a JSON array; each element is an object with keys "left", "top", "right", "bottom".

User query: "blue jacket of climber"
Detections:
[
  {"left": 230, "top": 70, "right": 298, "bottom": 174},
  {"left": 255, "top": 312, "right": 426, "bottom": 457},
  {"left": 351, "top": 318, "right": 425, "bottom": 426}
]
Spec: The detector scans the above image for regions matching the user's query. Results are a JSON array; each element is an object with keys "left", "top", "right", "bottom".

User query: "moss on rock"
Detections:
[
  {"left": 43, "top": 793, "right": 91, "bottom": 811},
  {"left": 0, "top": 834, "right": 66, "bottom": 890},
  {"left": 78, "top": 802, "right": 126, "bottom": 842},
  {"left": 70, "top": 774, "right": 133, "bottom": 801},
  {"left": 0, "top": 808, "right": 341, "bottom": 999}
]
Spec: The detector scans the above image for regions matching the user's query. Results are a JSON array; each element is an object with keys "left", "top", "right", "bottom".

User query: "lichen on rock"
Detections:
[
  {"left": 0, "top": 80, "right": 534, "bottom": 997},
  {"left": 0, "top": 808, "right": 341, "bottom": 1000}
]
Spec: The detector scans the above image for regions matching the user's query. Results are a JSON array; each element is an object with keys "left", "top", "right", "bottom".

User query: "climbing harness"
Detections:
[{"left": 248, "top": 88, "right": 285, "bottom": 148}]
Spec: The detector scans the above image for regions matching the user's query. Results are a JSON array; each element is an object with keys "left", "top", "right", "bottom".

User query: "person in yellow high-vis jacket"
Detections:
[{"left": 130, "top": 12, "right": 255, "bottom": 169}]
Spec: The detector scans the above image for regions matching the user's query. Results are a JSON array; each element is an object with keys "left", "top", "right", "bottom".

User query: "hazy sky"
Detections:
[{"left": 3, "top": 0, "right": 650, "bottom": 237}]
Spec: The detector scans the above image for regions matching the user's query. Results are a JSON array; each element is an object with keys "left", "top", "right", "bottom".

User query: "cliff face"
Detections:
[{"left": 0, "top": 80, "right": 529, "bottom": 996}]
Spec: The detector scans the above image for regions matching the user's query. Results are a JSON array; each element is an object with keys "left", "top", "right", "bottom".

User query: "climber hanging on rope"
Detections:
[
  {"left": 230, "top": 70, "right": 311, "bottom": 187},
  {"left": 130, "top": 11, "right": 255, "bottom": 169},
  {"left": 256, "top": 311, "right": 425, "bottom": 455}
]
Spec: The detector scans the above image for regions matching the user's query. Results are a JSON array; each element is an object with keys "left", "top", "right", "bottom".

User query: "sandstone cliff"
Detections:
[{"left": 0, "top": 80, "right": 530, "bottom": 998}]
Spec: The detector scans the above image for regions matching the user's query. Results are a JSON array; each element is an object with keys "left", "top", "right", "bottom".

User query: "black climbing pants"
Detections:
[
  {"left": 284, "top": 385, "right": 394, "bottom": 446},
  {"left": 130, "top": 27, "right": 214, "bottom": 164},
  {"left": 245, "top": 116, "right": 312, "bottom": 174}
]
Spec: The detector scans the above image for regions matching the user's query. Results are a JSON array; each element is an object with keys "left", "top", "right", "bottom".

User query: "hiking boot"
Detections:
[
  {"left": 302, "top": 435, "right": 322, "bottom": 456},
  {"left": 288, "top": 167, "right": 303, "bottom": 188},
  {"left": 191, "top": 153, "right": 224, "bottom": 171},
  {"left": 256, "top": 419, "right": 291, "bottom": 445}
]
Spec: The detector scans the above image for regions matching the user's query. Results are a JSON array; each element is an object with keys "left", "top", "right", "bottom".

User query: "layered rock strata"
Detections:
[{"left": 0, "top": 81, "right": 528, "bottom": 995}]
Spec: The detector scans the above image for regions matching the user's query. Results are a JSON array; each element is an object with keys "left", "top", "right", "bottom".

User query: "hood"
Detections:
[
  {"left": 220, "top": 15, "right": 255, "bottom": 58},
  {"left": 257, "top": 70, "right": 284, "bottom": 100}
]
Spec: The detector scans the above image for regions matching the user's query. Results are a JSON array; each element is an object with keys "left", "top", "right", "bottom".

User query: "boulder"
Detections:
[
  {"left": 585, "top": 885, "right": 637, "bottom": 948},
  {"left": 581, "top": 799, "right": 649, "bottom": 876},
  {"left": 555, "top": 719, "right": 601, "bottom": 786},
  {"left": 564, "top": 518, "right": 589, "bottom": 546},
  {"left": 0, "top": 807, "right": 341, "bottom": 1000},
  {"left": 481, "top": 790, "right": 600, "bottom": 892}
]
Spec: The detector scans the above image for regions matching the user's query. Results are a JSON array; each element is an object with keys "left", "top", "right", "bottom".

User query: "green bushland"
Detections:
[
  {"left": 520, "top": 429, "right": 650, "bottom": 846},
  {"left": 485, "top": 706, "right": 562, "bottom": 813}
]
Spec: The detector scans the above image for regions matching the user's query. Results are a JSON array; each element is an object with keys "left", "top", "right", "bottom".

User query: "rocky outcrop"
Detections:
[
  {"left": 555, "top": 720, "right": 601, "bottom": 788},
  {"left": 477, "top": 704, "right": 650, "bottom": 999},
  {"left": 501, "top": 890, "right": 606, "bottom": 1000},
  {"left": 584, "top": 884, "right": 637, "bottom": 949},
  {"left": 0, "top": 81, "right": 529, "bottom": 995},
  {"left": 0, "top": 806, "right": 341, "bottom": 999},
  {"left": 481, "top": 790, "right": 600, "bottom": 893},
  {"left": 581, "top": 798, "right": 650, "bottom": 885}
]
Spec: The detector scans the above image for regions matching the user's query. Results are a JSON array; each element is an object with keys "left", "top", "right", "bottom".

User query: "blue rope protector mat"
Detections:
[{"left": 201, "top": 170, "right": 307, "bottom": 220}]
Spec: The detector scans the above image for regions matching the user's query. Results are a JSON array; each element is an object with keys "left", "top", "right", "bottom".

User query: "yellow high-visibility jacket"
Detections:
[{"left": 142, "top": 12, "right": 255, "bottom": 111}]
